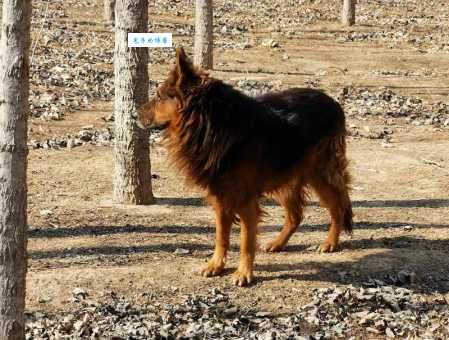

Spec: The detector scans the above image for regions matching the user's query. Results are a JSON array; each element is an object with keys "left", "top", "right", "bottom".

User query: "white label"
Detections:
[{"left": 128, "top": 33, "right": 172, "bottom": 48}]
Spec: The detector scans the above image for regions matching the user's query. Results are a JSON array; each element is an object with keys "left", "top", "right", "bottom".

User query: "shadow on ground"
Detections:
[
  {"left": 29, "top": 221, "right": 449, "bottom": 239},
  {"left": 29, "top": 232, "right": 449, "bottom": 293},
  {"left": 28, "top": 197, "right": 449, "bottom": 294},
  {"left": 258, "top": 237, "right": 449, "bottom": 293},
  {"left": 30, "top": 242, "right": 215, "bottom": 260},
  {"left": 156, "top": 197, "right": 449, "bottom": 208}
]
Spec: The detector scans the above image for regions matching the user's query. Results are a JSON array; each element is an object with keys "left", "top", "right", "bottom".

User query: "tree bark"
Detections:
[
  {"left": 342, "top": 0, "right": 356, "bottom": 26},
  {"left": 0, "top": 0, "right": 31, "bottom": 339},
  {"left": 194, "top": 0, "right": 213, "bottom": 69},
  {"left": 113, "top": 0, "right": 154, "bottom": 205},
  {"left": 104, "top": 0, "right": 116, "bottom": 24}
]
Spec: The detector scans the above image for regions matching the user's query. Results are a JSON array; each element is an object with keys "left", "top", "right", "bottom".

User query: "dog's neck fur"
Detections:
[{"left": 166, "top": 78, "right": 255, "bottom": 189}]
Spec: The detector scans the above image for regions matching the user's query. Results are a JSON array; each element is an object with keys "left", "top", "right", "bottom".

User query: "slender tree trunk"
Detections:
[
  {"left": 342, "top": 0, "right": 356, "bottom": 26},
  {"left": 104, "top": 0, "right": 116, "bottom": 24},
  {"left": 194, "top": 0, "right": 213, "bottom": 69},
  {"left": 0, "top": 0, "right": 31, "bottom": 339},
  {"left": 113, "top": 0, "right": 154, "bottom": 205}
]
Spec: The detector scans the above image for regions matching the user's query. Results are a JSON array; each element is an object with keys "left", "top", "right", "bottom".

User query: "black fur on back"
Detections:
[{"left": 170, "top": 79, "right": 346, "bottom": 189}]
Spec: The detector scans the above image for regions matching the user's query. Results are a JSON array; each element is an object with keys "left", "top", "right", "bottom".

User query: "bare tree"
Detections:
[
  {"left": 194, "top": 0, "right": 213, "bottom": 69},
  {"left": 342, "top": 0, "right": 356, "bottom": 26},
  {"left": 104, "top": 0, "right": 116, "bottom": 24},
  {"left": 113, "top": 0, "right": 154, "bottom": 204},
  {"left": 0, "top": 0, "right": 31, "bottom": 338}
]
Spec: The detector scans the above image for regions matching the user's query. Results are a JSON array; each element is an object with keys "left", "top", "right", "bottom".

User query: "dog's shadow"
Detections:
[{"left": 254, "top": 235, "right": 449, "bottom": 294}]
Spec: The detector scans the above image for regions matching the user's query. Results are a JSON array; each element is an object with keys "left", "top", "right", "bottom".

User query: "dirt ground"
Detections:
[{"left": 25, "top": 0, "right": 449, "bottom": 330}]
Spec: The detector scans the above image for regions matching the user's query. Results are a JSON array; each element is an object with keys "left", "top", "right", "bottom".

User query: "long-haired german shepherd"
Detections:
[{"left": 138, "top": 48, "right": 353, "bottom": 286}]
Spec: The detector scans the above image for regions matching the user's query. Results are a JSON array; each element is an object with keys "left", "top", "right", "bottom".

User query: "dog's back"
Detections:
[
  {"left": 240, "top": 88, "right": 347, "bottom": 175},
  {"left": 256, "top": 88, "right": 346, "bottom": 145}
]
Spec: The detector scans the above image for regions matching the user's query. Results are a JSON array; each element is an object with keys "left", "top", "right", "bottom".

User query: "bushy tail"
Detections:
[{"left": 343, "top": 199, "right": 353, "bottom": 234}]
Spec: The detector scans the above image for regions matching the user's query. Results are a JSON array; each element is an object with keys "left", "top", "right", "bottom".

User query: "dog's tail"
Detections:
[{"left": 343, "top": 198, "right": 353, "bottom": 234}]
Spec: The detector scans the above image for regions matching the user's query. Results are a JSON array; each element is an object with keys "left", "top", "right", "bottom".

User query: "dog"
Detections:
[{"left": 138, "top": 47, "right": 353, "bottom": 286}]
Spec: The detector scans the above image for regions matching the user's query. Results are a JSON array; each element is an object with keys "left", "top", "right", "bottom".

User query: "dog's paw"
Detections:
[
  {"left": 200, "top": 260, "right": 225, "bottom": 277},
  {"left": 318, "top": 240, "right": 338, "bottom": 253},
  {"left": 231, "top": 269, "right": 254, "bottom": 286},
  {"left": 263, "top": 239, "right": 285, "bottom": 252}
]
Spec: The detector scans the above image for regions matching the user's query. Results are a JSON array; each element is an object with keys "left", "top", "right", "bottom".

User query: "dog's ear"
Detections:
[
  {"left": 175, "top": 47, "right": 191, "bottom": 74},
  {"left": 175, "top": 47, "right": 199, "bottom": 88}
]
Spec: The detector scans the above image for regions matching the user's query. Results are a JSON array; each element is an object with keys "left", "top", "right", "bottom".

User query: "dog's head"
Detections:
[{"left": 137, "top": 47, "right": 205, "bottom": 129}]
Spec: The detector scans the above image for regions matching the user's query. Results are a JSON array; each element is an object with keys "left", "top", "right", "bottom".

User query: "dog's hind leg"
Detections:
[
  {"left": 201, "top": 196, "right": 234, "bottom": 277},
  {"left": 312, "top": 178, "right": 352, "bottom": 252},
  {"left": 264, "top": 182, "right": 307, "bottom": 252},
  {"left": 310, "top": 148, "right": 352, "bottom": 253},
  {"left": 232, "top": 200, "right": 261, "bottom": 286}
]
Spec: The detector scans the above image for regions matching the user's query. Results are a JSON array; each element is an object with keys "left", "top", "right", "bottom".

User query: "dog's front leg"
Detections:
[
  {"left": 201, "top": 199, "right": 233, "bottom": 277},
  {"left": 233, "top": 200, "right": 260, "bottom": 286}
]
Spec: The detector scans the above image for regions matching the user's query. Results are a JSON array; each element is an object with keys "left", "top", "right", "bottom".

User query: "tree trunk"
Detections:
[
  {"left": 0, "top": 0, "right": 31, "bottom": 339},
  {"left": 342, "top": 0, "right": 356, "bottom": 26},
  {"left": 104, "top": 0, "right": 116, "bottom": 24},
  {"left": 113, "top": 0, "right": 154, "bottom": 205},
  {"left": 194, "top": 0, "right": 213, "bottom": 69}
]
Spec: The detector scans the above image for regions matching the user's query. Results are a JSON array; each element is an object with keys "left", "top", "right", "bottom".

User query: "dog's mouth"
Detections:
[
  {"left": 136, "top": 120, "right": 147, "bottom": 130},
  {"left": 135, "top": 120, "right": 169, "bottom": 131}
]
